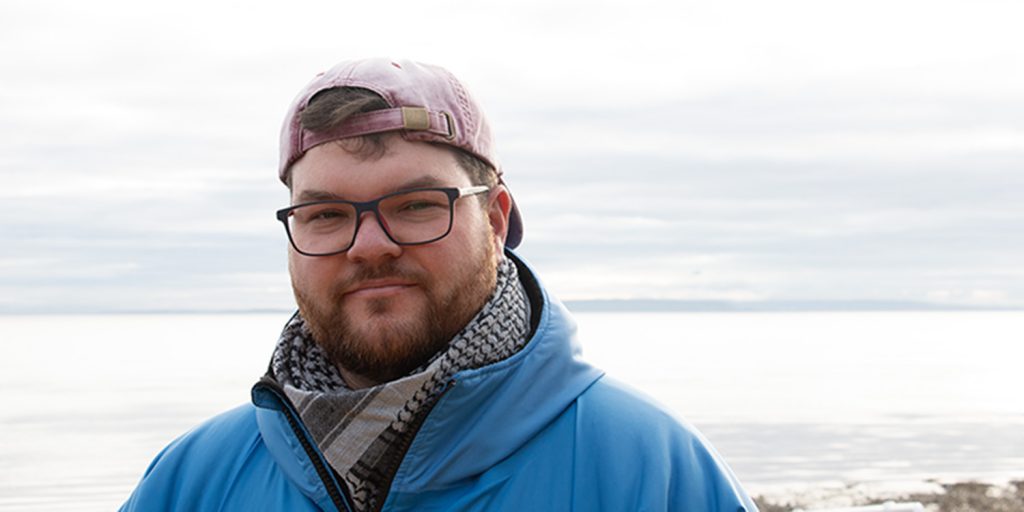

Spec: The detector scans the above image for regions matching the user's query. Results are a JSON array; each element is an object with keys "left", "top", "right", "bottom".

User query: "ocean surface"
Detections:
[{"left": 1, "top": 311, "right": 1022, "bottom": 510}]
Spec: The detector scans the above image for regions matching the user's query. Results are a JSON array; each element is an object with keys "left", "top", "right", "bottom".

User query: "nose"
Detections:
[{"left": 346, "top": 211, "right": 402, "bottom": 262}]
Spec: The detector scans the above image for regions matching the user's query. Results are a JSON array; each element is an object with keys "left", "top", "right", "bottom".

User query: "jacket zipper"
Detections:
[
  {"left": 372, "top": 380, "right": 457, "bottom": 512},
  {"left": 280, "top": 403, "right": 353, "bottom": 512},
  {"left": 256, "top": 381, "right": 353, "bottom": 512}
]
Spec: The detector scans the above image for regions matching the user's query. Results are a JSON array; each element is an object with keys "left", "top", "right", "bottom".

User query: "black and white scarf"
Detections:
[{"left": 270, "top": 257, "right": 530, "bottom": 511}]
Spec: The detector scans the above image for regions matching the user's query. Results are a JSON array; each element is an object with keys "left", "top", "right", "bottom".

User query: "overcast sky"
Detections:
[{"left": 2, "top": 0, "right": 1022, "bottom": 313}]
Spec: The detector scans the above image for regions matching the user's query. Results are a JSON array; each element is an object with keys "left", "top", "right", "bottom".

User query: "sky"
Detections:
[{"left": 2, "top": 0, "right": 1023, "bottom": 313}]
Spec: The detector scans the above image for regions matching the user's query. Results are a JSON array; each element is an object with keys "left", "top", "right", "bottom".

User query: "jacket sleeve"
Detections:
[{"left": 571, "top": 377, "right": 758, "bottom": 512}]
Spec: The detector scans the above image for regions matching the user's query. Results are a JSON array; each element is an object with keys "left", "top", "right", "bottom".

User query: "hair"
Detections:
[{"left": 285, "top": 87, "right": 498, "bottom": 195}]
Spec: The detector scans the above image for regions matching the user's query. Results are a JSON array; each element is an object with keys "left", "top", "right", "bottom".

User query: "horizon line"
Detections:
[{"left": 2, "top": 299, "right": 1021, "bottom": 315}]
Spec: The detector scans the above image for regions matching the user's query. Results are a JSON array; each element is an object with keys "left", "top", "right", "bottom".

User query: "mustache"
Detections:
[{"left": 330, "top": 261, "right": 425, "bottom": 298}]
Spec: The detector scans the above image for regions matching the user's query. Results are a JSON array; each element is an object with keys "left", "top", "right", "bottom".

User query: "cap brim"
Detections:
[{"left": 505, "top": 199, "right": 523, "bottom": 249}]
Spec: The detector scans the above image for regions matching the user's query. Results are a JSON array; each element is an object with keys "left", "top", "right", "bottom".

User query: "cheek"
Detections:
[
  {"left": 289, "top": 253, "right": 331, "bottom": 293},
  {"left": 287, "top": 251, "right": 306, "bottom": 286},
  {"left": 435, "top": 218, "right": 496, "bottom": 273}
]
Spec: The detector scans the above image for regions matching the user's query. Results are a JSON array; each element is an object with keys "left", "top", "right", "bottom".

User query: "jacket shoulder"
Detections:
[
  {"left": 120, "top": 404, "right": 317, "bottom": 511},
  {"left": 576, "top": 376, "right": 691, "bottom": 436},
  {"left": 572, "top": 376, "right": 757, "bottom": 512}
]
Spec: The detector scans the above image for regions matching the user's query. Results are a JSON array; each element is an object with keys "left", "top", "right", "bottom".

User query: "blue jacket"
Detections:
[{"left": 121, "top": 256, "right": 756, "bottom": 511}]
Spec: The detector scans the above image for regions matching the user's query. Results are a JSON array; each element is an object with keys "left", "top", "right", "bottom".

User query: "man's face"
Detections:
[{"left": 287, "top": 136, "right": 510, "bottom": 387}]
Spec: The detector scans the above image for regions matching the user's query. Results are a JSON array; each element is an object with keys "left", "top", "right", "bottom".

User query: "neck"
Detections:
[{"left": 339, "top": 367, "right": 380, "bottom": 389}]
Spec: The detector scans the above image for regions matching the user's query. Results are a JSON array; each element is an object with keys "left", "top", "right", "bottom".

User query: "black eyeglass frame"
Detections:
[{"left": 276, "top": 185, "right": 490, "bottom": 256}]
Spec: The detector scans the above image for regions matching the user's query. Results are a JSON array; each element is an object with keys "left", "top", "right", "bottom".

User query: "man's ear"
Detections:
[{"left": 487, "top": 185, "right": 513, "bottom": 252}]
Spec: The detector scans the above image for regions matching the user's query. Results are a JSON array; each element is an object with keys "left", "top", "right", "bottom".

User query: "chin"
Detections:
[
  {"left": 344, "top": 290, "right": 423, "bottom": 326},
  {"left": 314, "top": 291, "right": 447, "bottom": 380}
]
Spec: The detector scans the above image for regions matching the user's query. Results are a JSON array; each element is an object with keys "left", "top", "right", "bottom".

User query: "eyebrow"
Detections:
[
  {"left": 294, "top": 176, "right": 451, "bottom": 204},
  {"left": 396, "top": 176, "right": 447, "bottom": 189},
  {"left": 295, "top": 189, "right": 344, "bottom": 203}
]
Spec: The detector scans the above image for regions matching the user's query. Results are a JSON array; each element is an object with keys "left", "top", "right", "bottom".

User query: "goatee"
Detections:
[{"left": 294, "top": 242, "right": 498, "bottom": 385}]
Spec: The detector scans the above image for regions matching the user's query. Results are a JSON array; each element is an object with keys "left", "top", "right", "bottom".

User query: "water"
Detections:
[
  {"left": 577, "top": 312, "right": 1024, "bottom": 490},
  {"left": 1, "top": 311, "right": 1022, "bottom": 510}
]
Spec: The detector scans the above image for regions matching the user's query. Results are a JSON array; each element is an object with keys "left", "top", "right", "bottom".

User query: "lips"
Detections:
[{"left": 343, "top": 279, "right": 416, "bottom": 299}]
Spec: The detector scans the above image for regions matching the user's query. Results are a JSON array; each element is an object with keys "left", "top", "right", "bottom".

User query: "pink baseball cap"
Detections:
[{"left": 279, "top": 58, "right": 524, "bottom": 249}]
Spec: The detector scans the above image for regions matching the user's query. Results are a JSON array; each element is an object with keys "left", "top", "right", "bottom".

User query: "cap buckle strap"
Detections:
[{"left": 400, "top": 107, "right": 431, "bottom": 131}]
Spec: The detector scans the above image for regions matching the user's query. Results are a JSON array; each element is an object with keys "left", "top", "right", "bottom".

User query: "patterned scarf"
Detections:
[{"left": 270, "top": 257, "right": 530, "bottom": 512}]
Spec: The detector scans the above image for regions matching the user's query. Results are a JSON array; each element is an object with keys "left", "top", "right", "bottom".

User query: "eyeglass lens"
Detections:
[{"left": 286, "top": 189, "right": 454, "bottom": 254}]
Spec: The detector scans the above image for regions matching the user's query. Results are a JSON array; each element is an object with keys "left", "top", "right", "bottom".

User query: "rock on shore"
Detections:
[{"left": 753, "top": 479, "right": 1024, "bottom": 512}]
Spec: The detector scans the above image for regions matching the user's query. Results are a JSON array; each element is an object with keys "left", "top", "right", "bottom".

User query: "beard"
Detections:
[{"left": 293, "top": 230, "right": 498, "bottom": 386}]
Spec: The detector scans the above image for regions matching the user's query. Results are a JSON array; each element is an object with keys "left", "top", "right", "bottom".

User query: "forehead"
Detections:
[{"left": 289, "top": 137, "right": 468, "bottom": 200}]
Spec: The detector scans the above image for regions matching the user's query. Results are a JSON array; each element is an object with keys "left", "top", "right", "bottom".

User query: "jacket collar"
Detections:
[{"left": 388, "top": 251, "right": 603, "bottom": 490}]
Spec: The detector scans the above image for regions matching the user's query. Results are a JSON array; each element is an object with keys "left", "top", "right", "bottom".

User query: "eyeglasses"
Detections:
[{"left": 276, "top": 186, "right": 490, "bottom": 256}]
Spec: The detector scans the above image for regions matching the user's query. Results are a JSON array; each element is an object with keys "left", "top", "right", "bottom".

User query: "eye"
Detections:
[
  {"left": 314, "top": 208, "right": 348, "bottom": 219},
  {"left": 295, "top": 205, "right": 353, "bottom": 224},
  {"left": 399, "top": 199, "right": 446, "bottom": 212},
  {"left": 380, "top": 190, "right": 451, "bottom": 221}
]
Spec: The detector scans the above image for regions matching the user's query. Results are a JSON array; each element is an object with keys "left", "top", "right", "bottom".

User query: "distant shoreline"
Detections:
[
  {"left": 3, "top": 299, "right": 1021, "bottom": 315},
  {"left": 565, "top": 299, "right": 1023, "bottom": 313}
]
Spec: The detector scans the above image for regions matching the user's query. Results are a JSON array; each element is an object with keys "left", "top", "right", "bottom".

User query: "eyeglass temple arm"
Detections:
[{"left": 458, "top": 185, "right": 490, "bottom": 197}]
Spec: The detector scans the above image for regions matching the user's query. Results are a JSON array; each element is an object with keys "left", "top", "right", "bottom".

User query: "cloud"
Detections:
[{"left": 2, "top": 0, "right": 1023, "bottom": 311}]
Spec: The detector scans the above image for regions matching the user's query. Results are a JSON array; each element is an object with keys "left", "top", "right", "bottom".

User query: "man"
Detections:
[{"left": 121, "top": 58, "right": 757, "bottom": 512}]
